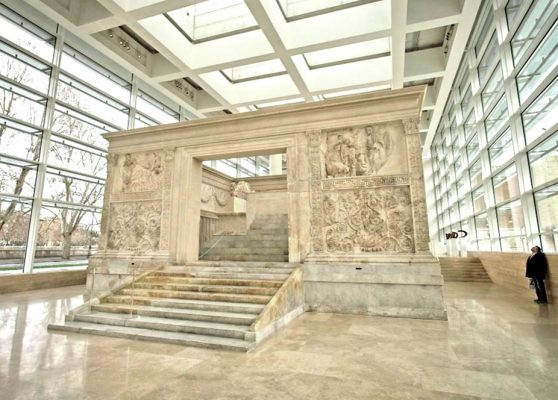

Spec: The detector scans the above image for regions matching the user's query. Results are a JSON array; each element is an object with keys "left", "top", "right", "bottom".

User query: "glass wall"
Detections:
[
  {"left": 429, "top": 0, "right": 558, "bottom": 253},
  {"left": 0, "top": 4, "right": 184, "bottom": 273}
]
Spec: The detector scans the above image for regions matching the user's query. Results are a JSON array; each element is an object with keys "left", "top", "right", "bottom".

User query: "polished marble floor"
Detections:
[{"left": 1, "top": 282, "right": 557, "bottom": 400}]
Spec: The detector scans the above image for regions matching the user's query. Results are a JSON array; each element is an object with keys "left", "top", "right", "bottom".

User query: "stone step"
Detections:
[
  {"left": 91, "top": 303, "right": 257, "bottom": 325},
  {"left": 246, "top": 229, "right": 288, "bottom": 235},
  {"left": 119, "top": 288, "right": 272, "bottom": 304},
  {"left": 172, "top": 261, "right": 295, "bottom": 269},
  {"left": 153, "top": 272, "right": 291, "bottom": 281},
  {"left": 208, "top": 240, "right": 288, "bottom": 249},
  {"left": 201, "top": 254, "right": 289, "bottom": 262},
  {"left": 133, "top": 282, "right": 278, "bottom": 296},
  {"left": 444, "top": 277, "right": 492, "bottom": 282},
  {"left": 209, "top": 234, "right": 288, "bottom": 241},
  {"left": 200, "top": 247, "right": 288, "bottom": 256},
  {"left": 48, "top": 321, "right": 253, "bottom": 352},
  {"left": 105, "top": 295, "right": 265, "bottom": 314},
  {"left": 157, "top": 266, "right": 294, "bottom": 274},
  {"left": 73, "top": 312, "right": 251, "bottom": 340},
  {"left": 249, "top": 223, "right": 288, "bottom": 229},
  {"left": 252, "top": 215, "right": 287, "bottom": 222},
  {"left": 141, "top": 276, "right": 284, "bottom": 288}
]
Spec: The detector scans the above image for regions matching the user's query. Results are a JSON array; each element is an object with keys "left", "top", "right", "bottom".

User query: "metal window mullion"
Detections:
[
  {"left": 23, "top": 26, "right": 65, "bottom": 274},
  {"left": 128, "top": 74, "right": 138, "bottom": 129}
]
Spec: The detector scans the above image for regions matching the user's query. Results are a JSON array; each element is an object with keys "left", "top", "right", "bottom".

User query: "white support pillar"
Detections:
[{"left": 23, "top": 26, "right": 65, "bottom": 273}]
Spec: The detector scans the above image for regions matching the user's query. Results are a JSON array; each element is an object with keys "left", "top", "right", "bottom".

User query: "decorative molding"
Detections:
[
  {"left": 307, "top": 129, "right": 325, "bottom": 253},
  {"left": 321, "top": 175, "right": 409, "bottom": 191}
]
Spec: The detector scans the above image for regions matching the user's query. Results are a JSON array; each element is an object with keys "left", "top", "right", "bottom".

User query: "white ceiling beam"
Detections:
[
  {"left": 390, "top": 0, "right": 407, "bottom": 89},
  {"left": 423, "top": 0, "right": 483, "bottom": 157},
  {"left": 407, "top": 0, "right": 462, "bottom": 26},
  {"left": 244, "top": 0, "right": 312, "bottom": 102},
  {"left": 404, "top": 47, "right": 446, "bottom": 80}
]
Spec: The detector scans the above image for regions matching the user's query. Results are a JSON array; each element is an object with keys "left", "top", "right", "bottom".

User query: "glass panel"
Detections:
[
  {"left": 467, "top": 134, "right": 480, "bottom": 162},
  {"left": 454, "top": 155, "right": 463, "bottom": 173},
  {"left": 47, "top": 137, "right": 107, "bottom": 178},
  {"left": 43, "top": 172, "right": 104, "bottom": 207},
  {"left": 0, "top": 46, "right": 50, "bottom": 94},
  {"left": 0, "top": 81, "right": 46, "bottom": 127},
  {"left": 475, "top": 6, "right": 494, "bottom": 57},
  {"left": 61, "top": 46, "right": 131, "bottom": 104},
  {"left": 222, "top": 59, "right": 286, "bottom": 81},
  {"left": 56, "top": 78, "right": 129, "bottom": 129},
  {"left": 0, "top": 125, "right": 41, "bottom": 161},
  {"left": 478, "top": 239, "right": 491, "bottom": 250},
  {"left": 534, "top": 183, "right": 558, "bottom": 252},
  {"left": 529, "top": 131, "right": 558, "bottom": 188},
  {"left": 461, "top": 84, "right": 472, "bottom": 115},
  {"left": 449, "top": 204, "right": 459, "bottom": 223},
  {"left": 459, "top": 197, "right": 471, "bottom": 219},
  {"left": 463, "top": 111, "right": 476, "bottom": 141},
  {"left": 0, "top": 8, "right": 55, "bottom": 62},
  {"left": 456, "top": 176, "right": 468, "bottom": 198},
  {"left": 136, "top": 91, "right": 180, "bottom": 125},
  {"left": 166, "top": 0, "right": 257, "bottom": 41},
  {"left": 304, "top": 38, "right": 390, "bottom": 67},
  {"left": 481, "top": 64, "right": 503, "bottom": 111},
  {"left": 0, "top": 160, "right": 37, "bottom": 197},
  {"left": 496, "top": 200, "right": 525, "bottom": 238},
  {"left": 478, "top": 34, "right": 498, "bottom": 87},
  {"left": 472, "top": 186, "right": 487, "bottom": 213},
  {"left": 475, "top": 213, "right": 490, "bottom": 239},
  {"left": 489, "top": 130, "right": 514, "bottom": 172},
  {"left": 0, "top": 198, "right": 32, "bottom": 274},
  {"left": 485, "top": 96, "right": 509, "bottom": 142},
  {"left": 469, "top": 161, "right": 482, "bottom": 188},
  {"left": 278, "top": 0, "right": 367, "bottom": 19},
  {"left": 517, "top": 23, "right": 558, "bottom": 105},
  {"left": 493, "top": 164, "right": 520, "bottom": 204},
  {"left": 501, "top": 236, "right": 526, "bottom": 251},
  {"left": 506, "top": 0, "right": 524, "bottom": 27},
  {"left": 522, "top": 78, "right": 558, "bottom": 144},
  {"left": 34, "top": 206, "right": 100, "bottom": 270},
  {"left": 511, "top": 0, "right": 558, "bottom": 64},
  {"left": 52, "top": 106, "right": 109, "bottom": 148}
]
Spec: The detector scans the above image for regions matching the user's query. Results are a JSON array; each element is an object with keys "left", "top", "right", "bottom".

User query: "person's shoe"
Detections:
[{"left": 534, "top": 300, "right": 541, "bottom": 303}]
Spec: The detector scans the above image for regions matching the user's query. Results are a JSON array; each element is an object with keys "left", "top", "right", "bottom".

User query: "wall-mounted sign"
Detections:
[{"left": 445, "top": 230, "right": 468, "bottom": 240}]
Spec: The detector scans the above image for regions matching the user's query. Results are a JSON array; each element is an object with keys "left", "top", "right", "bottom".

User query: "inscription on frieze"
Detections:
[{"left": 321, "top": 175, "right": 409, "bottom": 191}]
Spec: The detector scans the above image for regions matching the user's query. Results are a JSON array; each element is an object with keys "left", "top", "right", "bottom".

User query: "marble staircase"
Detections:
[
  {"left": 48, "top": 262, "right": 296, "bottom": 351},
  {"left": 439, "top": 257, "right": 492, "bottom": 283},
  {"left": 200, "top": 214, "right": 289, "bottom": 262}
]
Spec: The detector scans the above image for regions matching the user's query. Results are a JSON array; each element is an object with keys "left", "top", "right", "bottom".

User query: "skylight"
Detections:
[
  {"left": 322, "top": 85, "right": 390, "bottom": 98},
  {"left": 255, "top": 97, "right": 304, "bottom": 108},
  {"left": 277, "top": 0, "right": 378, "bottom": 21},
  {"left": 304, "top": 38, "right": 390, "bottom": 68},
  {"left": 221, "top": 59, "right": 286, "bottom": 83},
  {"left": 165, "top": 0, "right": 257, "bottom": 43}
]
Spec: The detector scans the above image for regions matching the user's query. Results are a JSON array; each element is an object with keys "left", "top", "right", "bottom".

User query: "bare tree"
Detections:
[
  {"left": 1, "top": 48, "right": 107, "bottom": 260},
  {"left": 0, "top": 53, "right": 42, "bottom": 233}
]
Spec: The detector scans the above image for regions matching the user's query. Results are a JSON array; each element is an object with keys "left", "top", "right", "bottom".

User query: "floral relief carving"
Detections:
[
  {"left": 120, "top": 152, "right": 163, "bottom": 193},
  {"left": 323, "top": 187, "right": 414, "bottom": 253},
  {"left": 325, "top": 124, "right": 394, "bottom": 178},
  {"left": 231, "top": 181, "right": 254, "bottom": 200},
  {"left": 107, "top": 201, "right": 161, "bottom": 251}
]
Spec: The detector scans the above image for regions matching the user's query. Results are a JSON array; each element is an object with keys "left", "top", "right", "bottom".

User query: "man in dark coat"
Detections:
[{"left": 526, "top": 245, "right": 548, "bottom": 304}]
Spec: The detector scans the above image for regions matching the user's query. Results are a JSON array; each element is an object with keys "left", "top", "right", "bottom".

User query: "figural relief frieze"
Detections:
[
  {"left": 325, "top": 123, "right": 407, "bottom": 178},
  {"left": 118, "top": 152, "right": 163, "bottom": 193},
  {"left": 107, "top": 201, "right": 162, "bottom": 251},
  {"left": 323, "top": 187, "right": 414, "bottom": 253}
]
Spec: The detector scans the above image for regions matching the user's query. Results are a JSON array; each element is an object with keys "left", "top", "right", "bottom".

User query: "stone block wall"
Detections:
[{"left": 470, "top": 251, "right": 557, "bottom": 301}]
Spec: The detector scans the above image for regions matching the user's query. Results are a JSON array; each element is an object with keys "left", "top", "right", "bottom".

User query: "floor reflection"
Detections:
[{"left": 1, "top": 283, "right": 557, "bottom": 400}]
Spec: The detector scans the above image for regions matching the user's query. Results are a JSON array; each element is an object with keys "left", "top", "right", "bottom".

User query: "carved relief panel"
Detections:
[
  {"left": 112, "top": 151, "right": 164, "bottom": 193},
  {"left": 107, "top": 201, "right": 162, "bottom": 251},
  {"left": 324, "top": 122, "right": 408, "bottom": 178},
  {"left": 308, "top": 121, "right": 420, "bottom": 255}
]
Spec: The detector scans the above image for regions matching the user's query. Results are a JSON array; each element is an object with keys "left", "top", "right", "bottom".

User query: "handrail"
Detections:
[{"left": 198, "top": 235, "right": 225, "bottom": 259}]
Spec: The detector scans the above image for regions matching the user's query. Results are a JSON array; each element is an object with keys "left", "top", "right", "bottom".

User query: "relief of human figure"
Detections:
[{"left": 365, "top": 125, "right": 393, "bottom": 174}]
